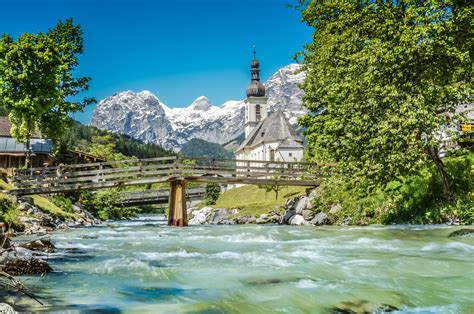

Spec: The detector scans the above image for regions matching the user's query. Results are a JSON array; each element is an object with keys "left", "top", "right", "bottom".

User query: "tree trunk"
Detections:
[
  {"left": 428, "top": 147, "right": 451, "bottom": 200},
  {"left": 25, "top": 136, "right": 32, "bottom": 169}
]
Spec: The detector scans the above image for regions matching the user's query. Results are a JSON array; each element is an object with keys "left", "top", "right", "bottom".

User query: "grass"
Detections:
[
  {"left": 31, "top": 195, "right": 76, "bottom": 220},
  {"left": 0, "top": 178, "right": 76, "bottom": 221},
  {"left": 209, "top": 185, "right": 307, "bottom": 217}
]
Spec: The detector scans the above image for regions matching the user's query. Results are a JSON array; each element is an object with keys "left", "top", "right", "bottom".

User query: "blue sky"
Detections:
[{"left": 0, "top": 0, "right": 311, "bottom": 124}]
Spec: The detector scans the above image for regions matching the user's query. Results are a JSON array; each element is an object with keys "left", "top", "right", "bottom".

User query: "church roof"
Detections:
[
  {"left": 237, "top": 110, "right": 303, "bottom": 152},
  {"left": 277, "top": 138, "right": 304, "bottom": 149}
]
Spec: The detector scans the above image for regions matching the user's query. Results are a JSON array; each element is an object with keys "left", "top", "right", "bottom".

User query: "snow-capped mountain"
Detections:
[{"left": 90, "top": 63, "right": 306, "bottom": 151}]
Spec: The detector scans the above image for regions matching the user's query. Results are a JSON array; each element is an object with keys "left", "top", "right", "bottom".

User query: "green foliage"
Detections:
[
  {"left": 298, "top": 1, "right": 472, "bottom": 194},
  {"left": 203, "top": 183, "right": 221, "bottom": 205},
  {"left": 314, "top": 152, "right": 473, "bottom": 225},
  {"left": 180, "top": 138, "right": 234, "bottom": 159},
  {"left": 0, "top": 194, "right": 20, "bottom": 227},
  {"left": 31, "top": 195, "right": 76, "bottom": 220},
  {"left": 50, "top": 196, "right": 74, "bottom": 213},
  {"left": 80, "top": 190, "right": 139, "bottom": 220},
  {"left": 56, "top": 121, "right": 174, "bottom": 162},
  {"left": 0, "top": 18, "right": 94, "bottom": 164}
]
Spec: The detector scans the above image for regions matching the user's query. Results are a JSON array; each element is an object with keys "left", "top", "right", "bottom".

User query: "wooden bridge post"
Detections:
[{"left": 168, "top": 179, "right": 187, "bottom": 227}]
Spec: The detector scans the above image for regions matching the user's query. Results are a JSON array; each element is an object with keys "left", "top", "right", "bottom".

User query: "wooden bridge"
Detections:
[
  {"left": 118, "top": 188, "right": 205, "bottom": 207},
  {"left": 10, "top": 156, "right": 328, "bottom": 226}
]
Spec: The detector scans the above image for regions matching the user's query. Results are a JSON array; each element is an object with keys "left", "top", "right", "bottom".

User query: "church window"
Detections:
[
  {"left": 289, "top": 153, "right": 292, "bottom": 157},
  {"left": 270, "top": 149, "right": 275, "bottom": 162},
  {"left": 256, "top": 104, "right": 261, "bottom": 121}
]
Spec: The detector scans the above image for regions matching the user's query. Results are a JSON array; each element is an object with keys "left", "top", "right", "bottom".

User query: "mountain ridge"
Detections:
[{"left": 90, "top": 63, "right": 307, "bottom": 151}]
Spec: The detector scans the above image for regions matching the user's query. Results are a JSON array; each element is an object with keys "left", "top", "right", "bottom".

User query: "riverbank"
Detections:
[{"left": 0, "top": 191, "right": 100, "bottom": 278}]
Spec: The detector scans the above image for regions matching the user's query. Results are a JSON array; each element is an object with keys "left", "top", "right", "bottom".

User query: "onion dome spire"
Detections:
[{"left": 246, "top": 45, "right": 266, "bottom": 97}]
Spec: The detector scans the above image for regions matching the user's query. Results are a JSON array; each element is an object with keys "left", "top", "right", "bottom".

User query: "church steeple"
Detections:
[
  {"left": 246, "top": 46, "right": 265, "bottom": 98},
  {"left": 244, "top": 45, "right": 268, "bottom": 138}
]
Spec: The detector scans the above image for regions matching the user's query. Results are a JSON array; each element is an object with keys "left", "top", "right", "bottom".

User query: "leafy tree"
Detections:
[
  {"left": 258, "top": 183, "right": 283, "bottom": 200},
  {"left": 0, "top": 18, "right": 94, "bottom": 167},
  {"left": 298, "top": 0, "right": 472, "bottom": 198},
  {"left": 40, "top": 19, "right": 95, "bottom": 144},
  {"left": 203, "top": 183, "right": 221, "bottom": 205}
]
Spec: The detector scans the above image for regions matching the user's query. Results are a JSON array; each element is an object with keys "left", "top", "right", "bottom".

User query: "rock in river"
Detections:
[
  {"left": 0, "top": 247, "right": 52, "bottom": 275},
  {"left": 448, "top": 229, "right": 474, "bottom": 238},
  {"left": 19, "top": 239, "right": 55, "bottom": 253}
]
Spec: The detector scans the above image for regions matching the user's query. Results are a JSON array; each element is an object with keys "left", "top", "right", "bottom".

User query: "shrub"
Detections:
[
  {"left": 0, "top": 194, "right": 20, "bottom": 228},
  {"left": 80, "top": 190, "right": 139, "bottom": 220},
  {"left": 314, "top": 152, "right": 473, "bottom": 225},
  {"left": 50, "top": 196, "right": 74, "bottom": 213},
  {"left": 203, "top": 183, "right": 221, "bottom": 205}
]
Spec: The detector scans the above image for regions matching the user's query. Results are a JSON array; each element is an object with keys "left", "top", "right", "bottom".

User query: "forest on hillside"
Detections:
[
  {"left": 180, "top": 138, "right": 234, "bottom": 159},
  {"left": 56, "top": 121, "right": 175, "bottom": 161}
]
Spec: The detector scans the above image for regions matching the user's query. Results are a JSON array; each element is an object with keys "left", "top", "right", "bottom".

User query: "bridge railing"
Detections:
[
  {"left": 119, "top": 187, "right": 206, "bottom": 205},
  {"left": 10, "top": 156, "right": 332, "bottom": 195}
]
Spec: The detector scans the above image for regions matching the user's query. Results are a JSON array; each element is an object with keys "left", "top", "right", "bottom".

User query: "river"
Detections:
[{"left": 12, "top": 215, "right": 474, "bottom": 313}]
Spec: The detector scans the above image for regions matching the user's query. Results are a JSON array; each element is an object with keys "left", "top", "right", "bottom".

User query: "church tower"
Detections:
[{"left": 244, "top": 47, "right": 268, "bottom": 138}]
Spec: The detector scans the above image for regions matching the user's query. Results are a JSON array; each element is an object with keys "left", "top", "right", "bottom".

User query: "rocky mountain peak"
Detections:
[{"left": 188, "top": 96, "right": 212, "bottom": 111}]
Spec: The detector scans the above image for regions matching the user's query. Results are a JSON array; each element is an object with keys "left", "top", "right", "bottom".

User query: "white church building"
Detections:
[{"left": 235, "top": 51, "right": 304, "bottom": 163}]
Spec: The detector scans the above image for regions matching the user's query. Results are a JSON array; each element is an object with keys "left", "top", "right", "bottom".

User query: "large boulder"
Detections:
[
  {"left": 282, "top": 209, "right": 296, "bottom": 224},
  {"left": 294, "top": 196, "right": 312, "bottom": 214},
  {"left": 301, "top": 209, "right": 315, "bottom": 221},
  {"left": 289, "top": 214, "right": 308, "bottom": 226},
  {"left": 71, "top": 204, "right": 101, "bottom": 226},
  {"left": 310, "top": 212, "right": 330, "bottom": 226},
  {"left": 188, "top": 210, "right": 208, "bottom": 225},
  {"left": 285, "top": 197, "right": 298, "bottom": 211}
]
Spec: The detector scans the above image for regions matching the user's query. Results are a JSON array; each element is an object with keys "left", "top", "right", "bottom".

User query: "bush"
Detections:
[
  {"left": 203, "top": 183, "right": 221, "bottom": 205},
  {"left": 314, "top": 152, "right": 473, "bottom": 225},
  {"left": 0, "top": 194, "right": 20, "bottom": 228},
  {"left": 80, "top": 190, "right": 139, "bottom": 220},
  {"left": 50, "top": 196, "right": 74, "bottom": 213}
]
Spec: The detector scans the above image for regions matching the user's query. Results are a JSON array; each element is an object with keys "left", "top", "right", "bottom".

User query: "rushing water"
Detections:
[{"left": 10, "top": 215, "right": 474, "bottom": 313}]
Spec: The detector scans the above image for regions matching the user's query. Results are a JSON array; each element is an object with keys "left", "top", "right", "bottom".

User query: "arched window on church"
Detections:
[
  {"left": 270, "top": 149, "right": 275, "bottom": 162},
  {"left": 256, "top": 104, "right": 261, "bottom": 121}
]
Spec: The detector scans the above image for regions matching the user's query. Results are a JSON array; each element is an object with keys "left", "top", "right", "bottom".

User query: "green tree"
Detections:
[
  {"left": 0, "top": 18, "right": 94, "bottom": 167},
  {"left": 258, "top": 183, "right": 283, "bottom": 200},
  {"left": 40, "top": 19, "right": 95, "bottom": 145},
  {"left": 298, "top": 1, "right": 472, "bottom": 198}
]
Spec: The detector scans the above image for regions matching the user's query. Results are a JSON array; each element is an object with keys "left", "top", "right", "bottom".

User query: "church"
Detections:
[{"left": 235, "top": 51, "right": 304, "bottom": 162}]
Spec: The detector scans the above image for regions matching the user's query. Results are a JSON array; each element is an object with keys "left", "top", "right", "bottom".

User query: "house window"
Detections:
[
  {"left": 261, "top": 132, "right": 265, "bottom": 137},
  {"left": 289, "top": 153, "right": 292, "bottom": 157}
]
